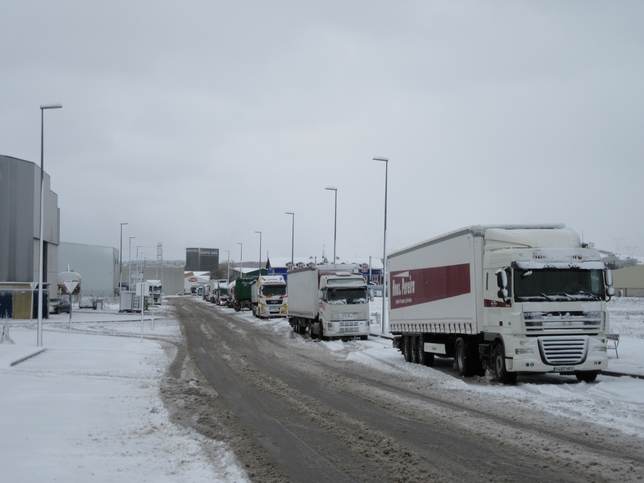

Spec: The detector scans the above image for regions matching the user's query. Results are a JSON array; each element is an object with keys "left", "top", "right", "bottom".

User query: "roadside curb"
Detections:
[
  {"left": 10, "top": 348, "right": 46, "bottom": 367},
  {"left": 600, "top": 369, "right": 644, "bottom": 380}
]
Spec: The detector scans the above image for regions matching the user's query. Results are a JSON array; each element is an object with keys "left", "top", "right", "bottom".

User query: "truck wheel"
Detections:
[
  {"left": 455, "top": 338, "right": 473, "bottom": 377},
  {"left": 492, "top": 344, "right": 517, "bottom": 384},
  {"left": 411, "top": 337, "right": 419, "bottom": 364},
  {"left": 318, "top": 322, "right": 326, "bottom": 341},
  {"left": 416, "top": 337, "right": 427, "bottom": 366},
  {"left": 403, "top": 336, "right": 413, "bottom": 363},
  {"left": 575, "top": 371, "right": 598, "bottom": 383}
]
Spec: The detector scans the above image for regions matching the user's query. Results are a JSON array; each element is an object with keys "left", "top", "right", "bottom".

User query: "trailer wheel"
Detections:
[
  {"left": 492, "top": 344, "right": 517, "bottom": 384},
  {"left": 403, "top": 336, "right": 413, "bottom": 363},
  {"left": 410, "top": 337, "right": 417, "bottom": 363},
  {"left": 416, "top": 337, "right": 430, "bottom": 366}
]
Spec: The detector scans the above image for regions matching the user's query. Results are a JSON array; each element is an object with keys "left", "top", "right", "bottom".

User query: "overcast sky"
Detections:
[{"left": 2, "top": 1, "right": 643, "bottom": 263}]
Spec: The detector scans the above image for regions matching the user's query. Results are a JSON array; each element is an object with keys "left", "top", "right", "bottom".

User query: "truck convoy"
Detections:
[
  {"left": 387, "top": 225, "right": 615, "bottom": 383},
  {"left": 288, "top": 264, "right": 370, "bottom": 340},
  {"left": 251, "top": 275, "right": 288, "bottom": 318}
]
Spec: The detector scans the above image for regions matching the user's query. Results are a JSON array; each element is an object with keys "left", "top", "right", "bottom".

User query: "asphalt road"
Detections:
[{"left": 167, "top": 297, "right": 644, "bottom": 483}]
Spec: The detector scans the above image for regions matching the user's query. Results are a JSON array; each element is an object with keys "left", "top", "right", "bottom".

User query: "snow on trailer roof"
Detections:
[{"left": 388, "top": 224, "right": 568, "bottom": 259}]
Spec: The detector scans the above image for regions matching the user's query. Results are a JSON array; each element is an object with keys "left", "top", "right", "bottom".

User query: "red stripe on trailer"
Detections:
[{"left": 390, "top": 264, "right": 470, "bottom": 309}]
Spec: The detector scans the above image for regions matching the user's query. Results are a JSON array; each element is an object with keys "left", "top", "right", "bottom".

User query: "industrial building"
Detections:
[
  {"left": 0, "top": 155, "right": 60, "bottom": 318},
  {"left": 122, "top": 265, "right": 185, "bottom": 297},
  {"left": 185, "top": 247, "right": 219, "bottom": 272},
  {"left": 58, "top": 242, "right": 119, "bottom": 298}
]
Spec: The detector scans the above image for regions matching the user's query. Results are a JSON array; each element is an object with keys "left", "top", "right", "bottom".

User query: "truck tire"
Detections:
[
  {"left": 416, "top": 336, "right": 431, "bottom": 366},
  {"left": 403, "top": 336, "right": 413, "bottom": 363},
  {"left": 411, "top": 336, "right": 419, "bottom": 364},
  {"left": 318, "top": 322, "right": 326, "bottom": 341},
  {"left": 454, "top": 338, "right": 470, "bottom": 376},
  {"left": 492, "top": 344, "right": 517, "bottom": 384},
  {"left": 575, "top": 371, "right": 598, "bottom": 383}
]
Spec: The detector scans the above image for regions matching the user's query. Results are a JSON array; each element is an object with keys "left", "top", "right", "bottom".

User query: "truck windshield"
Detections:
[
  {"left": 219, "top": 288, "right": 228, "bottom": 296},
  {"left": 262, "top": 285, "right": 286, "bottom": 296},
  {"left": 514, "top": 269, "right": 605, "bottom": 302},
  {"left": 326, "top": 288, "right": 368, "bottom": 304}
]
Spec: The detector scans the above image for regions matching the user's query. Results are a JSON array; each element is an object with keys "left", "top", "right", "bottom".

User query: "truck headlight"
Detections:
[{"left": 515, "top": 348, "right": 534, "bottom": 355}]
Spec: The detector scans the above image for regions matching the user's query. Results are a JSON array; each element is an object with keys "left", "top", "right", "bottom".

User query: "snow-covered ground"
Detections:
[
  {"left": 0, "top": 303, "right": 249, "bottom": 483},
  {"left": 1, "top": 297, "right": 643, "bottom": 481}
]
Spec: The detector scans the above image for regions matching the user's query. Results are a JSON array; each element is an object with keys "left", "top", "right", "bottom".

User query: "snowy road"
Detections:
[{"left": 169, "top": 297, "right": 644, "bottom": 483}]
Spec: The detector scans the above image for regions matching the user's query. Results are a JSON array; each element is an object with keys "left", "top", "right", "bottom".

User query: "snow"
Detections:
[
  {"left": 2, "top": 297, "right": 644, "bottom": 481},
  {"left": 0, "top": 304, "right": 249, "bottom": 483}
]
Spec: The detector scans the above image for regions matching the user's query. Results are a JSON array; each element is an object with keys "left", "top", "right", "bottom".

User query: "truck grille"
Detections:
[
  {"left": 538, "top": 337, "right": 588, "bottom": 365},
  {"left": 524, "top": 311, "right": 602, "bottom": 334},
  {"left": 339, "top": 321, "right": 360, "bottom": 333}
]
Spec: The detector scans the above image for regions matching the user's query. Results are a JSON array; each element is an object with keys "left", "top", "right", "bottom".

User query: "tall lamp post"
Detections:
[
  {"left": 325, "top": 187, "right": 338, "bottom": 264},
  {"left": 119, "top": 223, "right": 128, "bottom": 293},
  {"left": 285, "top": 212, "right": 295, "bottom": 269},
  {"left": 136, "top": 245, "right": 142, "bottom": 286},
  {"left": 37, "top": 102, "right": 63, "bottom": 347},
  {"left": 225, "top": 249, "right": 230, "bottom": 284},
  {"left": 237, "top": 242, "right": 243, "bottom": 278},
  {"left": 373, "top": 156, "right": 389, "bottom": 335},
  {"left": 255, "top": 231, "right": 262, "bottom": 276},
  {"left": 128, "top": 236, "right": 136, "bottom": 290}
]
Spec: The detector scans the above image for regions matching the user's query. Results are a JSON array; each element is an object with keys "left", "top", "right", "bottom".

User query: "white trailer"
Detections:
[
  {"left": 287, "top": 264, "right": 370, "bottom": 340},
  {"left": 387, "top": 225, "right": 614, "bottom": 384},
  {"left": 251, "top": 275, "right": 288, "bottom": 318}
]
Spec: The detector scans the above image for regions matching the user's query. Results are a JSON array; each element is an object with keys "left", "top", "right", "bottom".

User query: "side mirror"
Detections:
[
  {"left": 497, "top": 288, "right": 509, "bottom": 300},
  {"left": 496, "top": 269, "right": 508, "bottom": 290},
  {"left": 605, "top": 269, "right": 613, "bottom": 287}
]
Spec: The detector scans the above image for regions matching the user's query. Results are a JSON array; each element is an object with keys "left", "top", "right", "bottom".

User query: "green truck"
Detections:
[{"left": 232, "top": 278, "right": 254, "bottom": 311}]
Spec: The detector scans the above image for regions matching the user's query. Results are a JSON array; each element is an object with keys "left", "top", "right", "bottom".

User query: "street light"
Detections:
[
  {"left": 325, "top": 187, "right": 338, "bottom": 264},
  {"left": 285, "top": 212, "right": 295, "bottom": 269},
  {"left": 225, "top": 249, "right": 230, "bottom": 284},
  {"left": 373, "top": 156, "right": 389, "bottom": 335},
  {"left": 237, "top": 242, "right": 243, "bottom": 278},
  {"left": 136, "top": 245, "right": 142, "bottom": 286},
  {"left": 37, "top": 102, "right": 63, "bottom": 347},
  {"left": 128, "top": 236, "right": 136, "bottom": 290},
  {"left": 255, "top": 231, "right": 262, "bottom": 276},
  {"left": 119, "top": 223, "right": 128, "bottom": 293}
]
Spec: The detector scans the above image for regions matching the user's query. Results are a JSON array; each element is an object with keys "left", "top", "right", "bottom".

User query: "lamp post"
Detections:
[
  {"left": 37, "top": 102, "right": 63, "bottom": 347},
  {"left": 373, "top": 156, "right": 389, "bottom": 335},
  {"left": 136, "top": 245, "right": 142, "bottom": 286},
  {"left": 128, "top": 236, "right": 136, "bottom": 290},
  {"left": 325, "top": 187, "right": 338, "bottom": 264},
  {"left": 285, "top": 212, "right": 295, "bottom": 270},
  {"left": 237, "top": 242, "right": 243, "bottom": 278},
  {"left": 119, "top": 223, "right": 128, "bottom": 293},
  {"left": 255, "top": 231, "right": 262, "bottom": 276},
  {"left": 225, "top": 250, "right": 230, "bottom": 284}
]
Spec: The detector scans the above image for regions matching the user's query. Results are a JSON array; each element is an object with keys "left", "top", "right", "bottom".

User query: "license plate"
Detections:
[
  {"left": 553, "top": 366, "right": 574, "bottom": 372},
  {"left": 340, "top": 313, "right": 357, "bottom": 320}
]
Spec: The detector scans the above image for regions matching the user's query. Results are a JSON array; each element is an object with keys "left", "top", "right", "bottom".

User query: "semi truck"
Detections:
[
  {"left": 251, "top": 275, "right": 288, "bottom": 318},
  {"left": 209, "top": 279, "right": 229, "bottom": 306},
  {"left": 387, "top": 225, "right": 614, "bottom": 384},
  {"left": 231, "top": 278, "right": 254, "bottom": 311},
  {"left": 147, "top": 280, "right": 162, "bottom": 304},
  {"left": 287, "top": 264, "right": 370, "bottom": 340}
]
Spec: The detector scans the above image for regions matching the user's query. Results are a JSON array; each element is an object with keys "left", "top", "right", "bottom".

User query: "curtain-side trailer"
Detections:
[{"left": 387, "top": 225, "right": 614, "bottom": 384}]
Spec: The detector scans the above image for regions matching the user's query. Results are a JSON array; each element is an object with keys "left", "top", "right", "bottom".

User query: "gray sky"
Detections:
[{"left": 2, "top": 1, "right": 644, "bottom": 263}]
